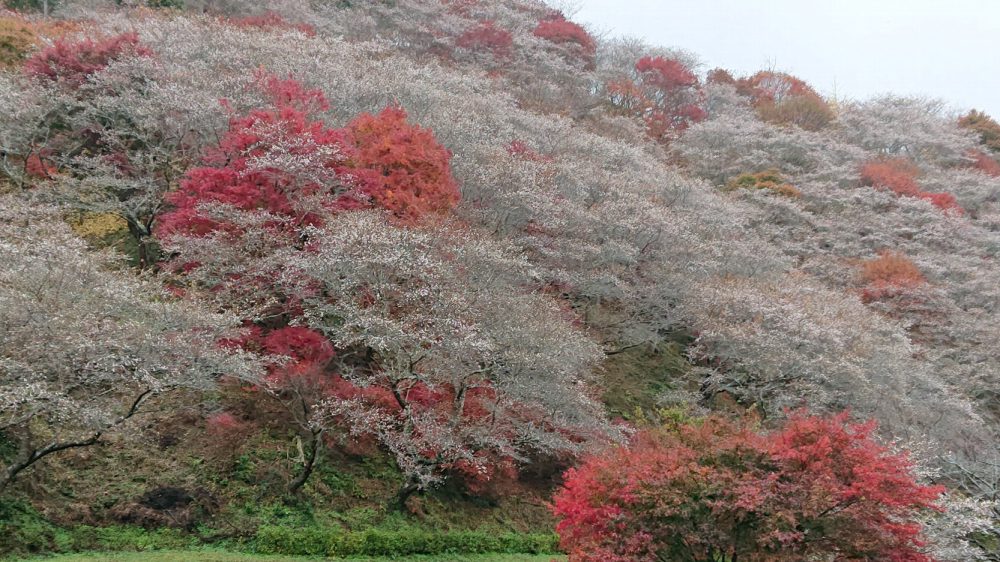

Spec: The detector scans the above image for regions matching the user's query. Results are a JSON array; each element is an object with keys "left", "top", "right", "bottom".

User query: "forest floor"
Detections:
[{"left": 11, "top": 552, "right": 564, "bottom": 561}]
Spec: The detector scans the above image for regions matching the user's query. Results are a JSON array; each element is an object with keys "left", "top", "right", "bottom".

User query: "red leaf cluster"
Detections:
[
  {"left": 553, "top": 412, "right": 943, "bottom": 562},
  {"left": 24, "top": 32, "right": 152, "bottom": 85},
  {"left": 968, "top": 149, "right": 1000, "bottom": 177},
  {"left": 156, "top": 74, "right": 363, "bottom": 238},
  {"left": 606, "top": 56, "right": 706, "bottom": 143},
  {"left": 860, "top": 251, "right": 927, "bottom": 303},
  {"left": 533, "top": 13, "right": 596, "bottom": 67},
  {"left": 346, "top": 106, "right": 461, "bottom": 223},
  {"left": 229, "top": 12, "right": 316, "bottom": 36},
  {"left": 635, "top": 56, "right": 698, "bottom": 92},
  {"left": 860, "top": 158, "right": 922, "bottom": 196},
  {"left": 455, "top": 20, "right": 513, "bottom": 60},
  {"left": 860, "top": 158, "right": 963, "bottom": 214}
]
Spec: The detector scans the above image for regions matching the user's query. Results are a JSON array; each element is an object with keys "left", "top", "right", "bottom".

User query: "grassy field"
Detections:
[{"left": 13, "top": 552, "right": 566, "bottom": 562}]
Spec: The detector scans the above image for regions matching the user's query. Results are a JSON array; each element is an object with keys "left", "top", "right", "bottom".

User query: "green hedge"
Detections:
[{"left": 252, "top": 526, "right": 560, "bottom": 557}]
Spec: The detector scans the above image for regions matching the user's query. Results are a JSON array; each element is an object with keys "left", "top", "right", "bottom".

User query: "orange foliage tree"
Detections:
[
  {"left": 958, "top": 109, "right": 1000, "bottom": 153},
  {"left": 345, "top": 105, "right": 461, "bottom": 223},
  {"left": 736, "top": 71, "right": 834, "bottom": 131},
  {"left": 860, "top": 251, "right": 927, "bottom": 302}
]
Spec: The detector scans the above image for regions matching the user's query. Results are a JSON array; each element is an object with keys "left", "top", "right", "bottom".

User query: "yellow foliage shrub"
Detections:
[
  {"left": 726, "top": 169, "right": 802, "bottom": 198},
  {"left": 67, "top": 212, "right": 128, "bottom": 240}
]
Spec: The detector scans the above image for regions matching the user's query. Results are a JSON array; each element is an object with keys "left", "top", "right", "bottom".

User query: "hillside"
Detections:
[{"left": 1, "top": 0, "right": 998, "bottom": 560}]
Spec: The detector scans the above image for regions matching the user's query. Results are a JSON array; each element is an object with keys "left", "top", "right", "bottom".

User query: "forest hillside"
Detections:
[{"left": 1, "top": 1, "right": 999, "bottom": 560}]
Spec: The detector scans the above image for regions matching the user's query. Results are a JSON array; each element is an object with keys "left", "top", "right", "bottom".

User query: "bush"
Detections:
[
  {"left": 968, "top": 148, "right": 1000, "bottom": 177},
  {"left": 533, "top": 13, "right": 596, "bottom": 68},
  {"left": 859, "top": 158, "right": 964, "bottom": 214},
  {"left": 727, "top": 169, "right": 801, "bottom": 198},
  {"left": 860, "top": 157, "right": 922, "bottom": 196},
  {"left": 552, "top": 413, "right": 942, "bottom": 562},
  {"left": 860, "top": 250, "right": 927, "bottom": 302},
  {"left": 252, "top": 525, "right": 560, "bottom": 557}
]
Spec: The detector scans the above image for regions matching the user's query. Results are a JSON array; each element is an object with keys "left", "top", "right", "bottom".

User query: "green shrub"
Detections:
[
  {"left": 251, "top": 525, "right": 560, "bottom": 557},
  {"left": 67, "top": 525, "right": 196, "bottom": 552},
  {"left": 0, "top": 500, "right": 68, "bottom": 556}
]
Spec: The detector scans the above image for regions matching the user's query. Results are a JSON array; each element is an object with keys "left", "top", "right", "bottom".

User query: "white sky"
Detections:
[{"left": 573, "top": 0, "right": 1000, "bottom": 117}]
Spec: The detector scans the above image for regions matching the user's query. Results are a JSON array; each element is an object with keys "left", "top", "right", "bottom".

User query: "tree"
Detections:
[
  {"left": 533, "top": 13, "right": 596, "bottom": 69},
  {"left": 606, "top": 55, "right": 706, "bottom": 143},
  {"left": 290, "top": 212, "right": 612, "bottom": 505},
  {"left": 736, "top": 70, "right": 834, "bottom": 131},
  {"left": 24, "top": 32, "right": 152, "bottom": 85},
  {"left": 344, "top": 105, "right": 461, "bottom": 223},
  {"left": 958, "top": 109, "right": 1000, "bottom": 153},
  {"left": 455, "top": 20, "right": 513, "bottom": 61},
  {"left": 156, "top": 74, "right": 373, "bottom": 491},
  {"left": 0, "top": 196, "right": 261, "bottom": 492},
  {"left": 553, "top": 412, "right": 944, "bottom": 562}
]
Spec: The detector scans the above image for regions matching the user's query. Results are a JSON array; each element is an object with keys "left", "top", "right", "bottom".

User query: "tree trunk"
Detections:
[
  {"left": 124, "top": 216, "right": 161, "bottom": 269},
  {"left": 0, "top": 389, "right": 153, "bottom": 495},
  {"left": 390, "top": 480, "right": 420, "bottom": 511},
  {"left": 287, "top": 428, "right": 322, "bottom": 493}
]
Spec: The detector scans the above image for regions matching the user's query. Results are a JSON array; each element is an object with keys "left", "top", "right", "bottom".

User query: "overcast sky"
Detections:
[{"left": 573, "top": 0, "right": 1000, "bottom": 117}]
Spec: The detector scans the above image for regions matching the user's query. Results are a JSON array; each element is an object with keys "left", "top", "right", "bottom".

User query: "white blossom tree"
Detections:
[{"left": 0, "top": 196, "right": 261, "bottom": 492}]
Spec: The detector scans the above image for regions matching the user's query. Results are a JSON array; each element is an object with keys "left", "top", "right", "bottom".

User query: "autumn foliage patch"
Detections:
[
  {"left": 735, "top": 70, "right": 834, "bottom": 131},
  {"left": 958, "top": 109, "right": 1000, "bottom": 153},
  {"left": 455, "top": 20, "right": 513, "bottom": 60},
  {"left": 229, "top": 12, "right": 316, "bottom": 36},
  {"left": 24, "top": 32, "right": 152, "bottom": 85},
  {"left": 967, "top": 149, "right": 1000, "bottom": 177},
  {"left": 533, "top": 13, "right": 596, "bottom": 67},
  {"left": 859, "top": 251, "right": 927, "bottom": 303},
  {"left": 156, "top": 74, "right": 363, "bottom": 237},
  {"left": 346, "top": 106, "right": 461, "bottom": 222},
  {"left": 727, "top": 169, "right": 801, "bottom": 198},
  {"left": 606, "top": 56, "right": 706, "bottom": 143},
  {"left": 553, "top": 412, "right": 943, "bottom": 562},
  {"left": 860, "top": 158, "right": 963, "bottom": 214}
]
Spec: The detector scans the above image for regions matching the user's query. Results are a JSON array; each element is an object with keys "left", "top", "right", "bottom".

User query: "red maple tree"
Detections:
[
  {"left": 24, "top": 32, "right": 152, "bottom": 85},
  {"left": 553, "top": 412, "right": 943, "bottom": 562},
  {"left": 345, "top": 105, "right": 461, "bottom": 223}
]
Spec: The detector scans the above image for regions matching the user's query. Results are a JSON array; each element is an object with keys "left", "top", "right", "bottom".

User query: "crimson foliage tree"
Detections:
[
  {"left": 24, "top": 32, "right": 152, "bottom": 85},
  {"left": 553, "top": 412, "right": 943, "bottom": 562},
  {"left": 455, "top": 20, "right": 514, "bottom": 61},
  {"left": 533, "top": 13, "right": 596, "bottom": 68},
  {"left": 157, "top": 73, "right": 365, "bottom": 239}
]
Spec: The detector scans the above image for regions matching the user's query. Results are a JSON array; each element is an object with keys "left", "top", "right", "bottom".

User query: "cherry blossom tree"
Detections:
[{"left": 0, "top": 196, "right": 261, "bottom": 493}]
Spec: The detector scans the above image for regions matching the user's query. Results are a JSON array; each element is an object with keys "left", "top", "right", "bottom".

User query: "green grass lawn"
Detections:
[{"left": 14, "top": 552, "right": 565, "bottom": 562}]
